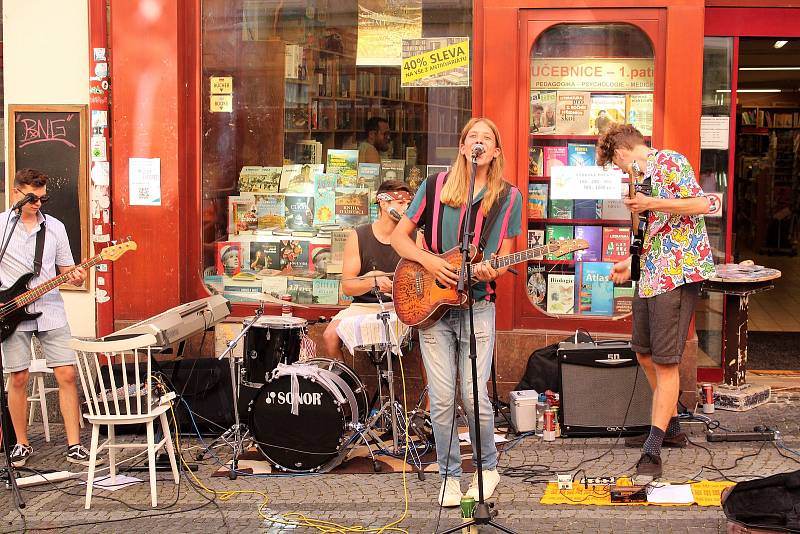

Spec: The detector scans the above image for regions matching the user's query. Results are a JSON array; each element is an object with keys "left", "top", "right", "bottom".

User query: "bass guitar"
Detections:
[
  {"left": 628, "top": 175, "right": 652, "bottom": 282},
  {"left": 0, "top": 240, "right": 137, "bottom": 341},
  {"left": 393, "top": 239, "right": 588, "bottom": 328}
]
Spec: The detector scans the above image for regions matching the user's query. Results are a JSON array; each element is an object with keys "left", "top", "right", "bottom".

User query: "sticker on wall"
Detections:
[
  {"left": 90, "top": 135, "right": 107, "bottom": 162},
  {"left": 706, "top": 193, "right": 723, "bottom": 218},
  {"left": 91, "top": 234, "right": 111, "bottom": 243},
  {"left": 401, "top": 37, "right": 469, "bottom": 87},
  {"left": 95, "top": 288, "right": 110, "bottom": 304},
  {"left": 210, "top": 95, "right": 233, "bottom": 113},
  {"left": 94, "top": 62, "right": 108, "bottom": 78},
  {"left": 129, "top": 157, "right": 161, "bottom": 206},
  {"left": 91, "top": 110, "right": 108, "bottom": 129},
  {"left": 97, "top": 276, "right": 105, "bottom": 287},
  {"left": 91, "top": 161, "right": 110, "bottom": 185},
  {"left": 93, "top": 47, "right": 107, "bottom": 61}
]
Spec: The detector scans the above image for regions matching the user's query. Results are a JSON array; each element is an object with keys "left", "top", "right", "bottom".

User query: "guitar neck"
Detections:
[
  {"left": 486, "top": 243, "right": 563, "bottom": 270},
  {"left": 16, "top": 255, "right": 102, "bottom": 306}
]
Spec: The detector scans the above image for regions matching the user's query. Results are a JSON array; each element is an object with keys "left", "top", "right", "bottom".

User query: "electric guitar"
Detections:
[
  {"left": 628, "top": 177, "right": 652, "bottom": 282},
  {"left": 0, "top": 240, "right": 137, "bottom": 341},
  {"left": 393, "top": 239, "right": 588, "bottom": 328}
]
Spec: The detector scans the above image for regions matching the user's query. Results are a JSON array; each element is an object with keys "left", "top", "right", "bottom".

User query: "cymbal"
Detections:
[
  {"left": 341, "top": 271, "right": 396, "bottom": 282},
  {"left": 226, "top": 292, "right": 310, "bottom": 308}
]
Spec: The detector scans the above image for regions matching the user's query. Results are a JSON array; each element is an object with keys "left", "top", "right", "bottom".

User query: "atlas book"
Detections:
[
  {"left": 602, "top": 227, "right": 630, "bottom": 262},
  {"left": 254, "top": 193, "right": 286, "bottom": 229},
  {"left": 526, "top": 265, "right": 547, "bottom": 307},
  {"left": 530, "top": 90, "right": 557, "bottom": 134},
  {"left": 614, "top": 283, "right": 635, "bottom": 315},
  {"left": 312, "top": 278, "right": 339, "bottom": 305},
  {"left": 380, "top": 159, "right": 405, "bottom": 183},
  {"left": 335, "top": 187, "right": 370, "bottom": 227},
  {"left": 589, "top": 94, "right": 627, "bottom": 135},
  {"left": 279, "top": 239, "right": 310, "bottom": 271},
  {"left": 543, "top": 146, "right": 568, "bottom": 177},
  {"left": 216, "top": 241, "right": 242, "bottom": 277},
  {"left": 626, "top": 93, "right": 654, "bottom": 136},
  {"left": 528, "top": 183, "right": 548, "bottom": 219},
  {"left": 547, "top": 273, "right": 575, "bottom": 314},
  {"left": 284, "top": 194, "right": 314, "bottom": 231},
  {"left": 573, "top": 199, "right": 601, "bottom": 220},
  {"left": 574, "top": 225, "right": 602, "bottom": 262},
  {"left": 548, "top": 198, "right": 573, "bottom": 220},
  {"left": 527, "top": 229, "right": 545, "bottom": 259},
  {"left": 529, "top": 146, "right": 544, "bottom": 177},
  {"left": 313, "top": 172, "right": 337, "bottom": 227},
  {"left": 326, "top": 149, "right": 359, "bottom": 187},
  {"left": 287, "top": 277, "right": 314, "bottom": 305},
  {"left": 555, "top": 91, "right": 591, "bottom": 135},
  {"left": 575, "top": 261, "right": 614, "bottom": 316},
  {"left": 567, "top": 143, "right": 596, "bottom": 166},
  {"left": 545, "top": 225, "right": 574, "bottom": 260}
]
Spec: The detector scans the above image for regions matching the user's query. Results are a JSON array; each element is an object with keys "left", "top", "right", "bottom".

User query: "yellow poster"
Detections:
[
  {"left": 210, "top": 95, "right": 232, "bottom": 113},
  {"left": 401, "top": 38, "right": 470, "bottom": 87},
  {"left": 531, "top": 58, "right": 654, "bottom": 92},
  {"left": 356, "top": 1, "right": 422, "bottom": 66},
  {"left": 210, "top": 76, "right": 233, "bottom": 95}
]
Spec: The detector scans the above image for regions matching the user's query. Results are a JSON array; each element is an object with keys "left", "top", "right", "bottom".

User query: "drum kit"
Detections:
[{"left": 200, "top": 279, "right": 430, "bottom": 477}]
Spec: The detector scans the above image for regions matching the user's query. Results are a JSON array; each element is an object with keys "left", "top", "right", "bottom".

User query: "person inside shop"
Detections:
[
  {"left": 3, "top": 168, "right": 104, "bottom": 468},
  {"left": 358, "top": 116, "right": 391, "bottom": 164},
  {"left": 390, "top": 117, "right": 522, "bottom": 507},
  {"left": 598, "top": 124, "right": 715, "bottom": 479},
  {"left": 322, "top": 179, "right": 413, "bottom": 359}
]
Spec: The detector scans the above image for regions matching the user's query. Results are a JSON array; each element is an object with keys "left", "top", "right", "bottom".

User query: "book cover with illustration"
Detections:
[
  {"left": 309, "top": 239, "right": 332, "bottom": 275},
  {"left": 280, "top": 163, "right": 322, "bottom": 195},
  {"left": 545, "top": 225, "right": 574, "bottom": 260},
  {"left": 529, "top": 146, "right": 544, "bottom": 177},
  {"left": 279, "top": 239, "right": 310, "bottom": 271},
  {"left": 312, "top": 278, "right": 339, "bottom": 305},
  {"left": 547, "top": 273, "right": 574, "bottom": 314},
  {"left": 527, "top": 265, "right": 547, "bottom": 307},
  {"left": 216, "top": 241, "right": 242, "bottom": 276},
  {"left": 327, "top": 149, "right": 359, "bottom": 187},
  {"left": 249, "top": 239, "right": 281, "bottom": 272},
  {"left": 426, "top": 165, "right": 450, "bottom": 178},
  {"left": 549, "top": 198, "right": 573, "bottom": 220},
  {"left": 567, "top": 143, "right": 597, "bottom": 167},
  {"left": 602, "top": 227, "right": 630, "bottom": 262},
  {"left": 335, "top": 188, "right": 370, "bottom": 227},
  {"left": 380, "top": 159, "right": 405, "bottom": 183},
  {"left": 254, "top": 193, "right": 286, "bottom": 229},
  {"left": 287, "top": 277, "right": 314, "bottom": 304},
  {"left": 575, "top": 262, "right": 614, "bottom": 316},
  {"left": 543, "top": 146, "right": 568, "bottom": 177},
  {"left": 555, "top": 91, "right": 591, "bottom": 135},
  {"left": 574, "top": 225, "right": 602, "bottom": 262},
  {"left": 228, "top": 195, "right": 257, "bottom": 236},
  {"left": 295, "top": 140, "right": 323, "bottom": 165},
  {"left": 626, "top": 93, "right": 654, "bottom": 136},
  {"left": 527, "top": 229, "right": 545, "bottom": 259},
  {"left": 240, "top": 166, "right": 281, "bottom": 193},
  {"left": 313, "top": 173, "right": 337, "bottom": 226},
  {"left": 357, "top": 163, "right": 381, "bottom": 190},
  {"left": 614, "top": 283, "right": 635, "bottom": 315},
  {"left": 528, "top": 183, "right": 548, "bottom": 219},
  {"left": 284, "top": 194, "right": 314, "bottom": 231},
  {"left": 530, "top": 90, "right": 557, "bottom": 134},
  {"left": 590, "top": 94, "right": 627, "bottom": 135},
  {"left": 573, "top": 199, "right": 601, "bottom": 220}
]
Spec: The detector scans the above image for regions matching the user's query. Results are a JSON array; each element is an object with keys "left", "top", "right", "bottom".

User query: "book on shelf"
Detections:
[
  {"left": 543, "top": 146, "right": 568, "bottom": 177},
  {"left": 279, "top": 239, "right": 310, "bottom": 271},
  {"left": 406, "top": 165, "right": 425, "bottom": 192},
  {"left": 222, "top": 278, "right": 262, "bottom": 302},
  {"left": 338, "top": 278, "right": 354, "bottom": 306},
  {"left": 254, "top": 193, "right": 287, "bottom": 229},
  {"left": 239, "top": 166, "right": 281, "bottom": 193},
  {"left": 602, "top": 227, "right": 630, "bottom": 262},
  {"left": 530, "top": 90, "right": 557, "bottom": 134},
  {"left": 328, "top": 229, "right": 352, "bottom": 274},
  {"left": 313, "top": 173, "right": 337, "bottom": 226},
  {"left": 294, "top": 140, "right": 323, "bottom": 165},
  {"left": 284, "top": 194, "right": 315, "bottom": 231},
  {"left": 216, "top": 241, "right": 243, "bottom": 277},
  {"left": 573, "top": 199, "right": 601, "bottom": 220},
  {"left": 357, "top": 163, "right": 381, "bottom": 190},
  {"left": 575, "top": 261, "right": 614, "bottom": 316},
  {"left": 261, "top": 275, "right": 289, "bottom": 297},
  {"left": 545, "top": 225, "right": 574, "bottom": 260},
  {"left": 590, "top": 94, "right": 627, "bottom": 135},
  {"left": 601, "top": 198, "right": 630, "bottom": 221},
  {"left": 555, "top": 91, "right": 592, "bottom": 135},
  {"left": 527, "top": 229, "right": 545, "bottom": 259},
  {"left": 426, "top": 164, "right": 450, "bottom": 178},
  {"left": 249, "top": 239, "right": 281, "bottom": 272},
  {"left": 312, "top": 278, "right": 340, "bottom": 305},
  {"left": 380, "top": 159, "right": 405, "bottom": 182},
  {"left": 547, "top": 273, "right": 575, "bottom": 314},
  {"left": 529, "top": 146, "right": 544, "bottom": 176},
  {"left": 405, "top": 146, "right": 417, "bottom": 166},
  {"left": 228, "top": 195, "right": 257, "bottom": 235},
  {"left": 528, "top": 183, "right": 548, "bottom": 219},
  {"left": 280, "top": 163, "right": 322, "bottom": 195},
  {"left": 309, "top": 239, "right": 332, "bottom": 275},
  {"left": 574, "top": 225, "right": 602, "bottom": 262},
  {"left": 526, "top": 264, "right": 547, "bottom": 307},
  {"left": 626, "top": 93, "right": 653, "bottom": 136},
  {"left": 567, "top": 143, "right": 597, "bottom": 167},
  {"left": 335, "top": 187, "right": 370, "bottom": 227},
  {"left": 549, "top": 199, "right": 573, "bottom": 220},
  {"left": 613, "top": 283, "right": 635, "bottom": 315},
  {"left": 287, "top": 277, "right": 314, "bottom": 305},
  {"left": 327, "top": 149, "right": 359, "bottom": 187}
]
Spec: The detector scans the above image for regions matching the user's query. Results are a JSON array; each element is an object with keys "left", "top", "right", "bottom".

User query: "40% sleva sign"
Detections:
[{"left": 401, "top": 41, "right": 469, "bottom": 85}]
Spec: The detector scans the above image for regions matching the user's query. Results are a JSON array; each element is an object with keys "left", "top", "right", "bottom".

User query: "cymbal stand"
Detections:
[{"left": 196, "top": 305, "right": 263, "bottom": 479}]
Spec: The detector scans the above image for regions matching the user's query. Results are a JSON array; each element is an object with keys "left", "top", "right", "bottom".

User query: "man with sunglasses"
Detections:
[{"left": 2, "top": 168, "right": 101, "bottom": 468}]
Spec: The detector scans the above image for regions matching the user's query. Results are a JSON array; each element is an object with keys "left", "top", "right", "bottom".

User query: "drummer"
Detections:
[{"left": 323, "top": 180, "right": 413, "bottom": 359}]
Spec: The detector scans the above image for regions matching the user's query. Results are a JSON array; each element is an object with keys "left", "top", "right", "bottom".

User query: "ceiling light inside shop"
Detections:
[
  {"left": 739, "top": 67, "right": 800, "bottom": 71},
  {"left": 774, "top": 40, "right": 789, "bottom": 49},
  {"left": 716, "top": 89, "right": 782, "bottom": 93}
]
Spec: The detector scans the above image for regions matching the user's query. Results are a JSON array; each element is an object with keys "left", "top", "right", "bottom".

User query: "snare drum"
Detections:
[
  {"left": 336, "top": 311, "right": 410, "bottom": 356},
  {"left": 249, "top": 358, "right": 366, "bottom": 472},
  {"left": 241, "top": 315, "right": 307, "bottom": 387}
]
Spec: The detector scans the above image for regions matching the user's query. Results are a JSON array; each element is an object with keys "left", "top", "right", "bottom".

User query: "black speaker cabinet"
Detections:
[{"left": 557, "top": 341, "right": 653, "bottom": 437}]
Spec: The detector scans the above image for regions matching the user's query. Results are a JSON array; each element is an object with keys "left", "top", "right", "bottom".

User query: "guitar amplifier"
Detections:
[{"left": 557, "top": 341, "right": 652, "bottom": 437}]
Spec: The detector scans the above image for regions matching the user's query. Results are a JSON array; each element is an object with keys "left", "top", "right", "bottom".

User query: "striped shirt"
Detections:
[
  {"left": 405, "top": 173, "right": 523, "bottom": 301},
  {"left": 0, "top": 210, "right": 74, "bottom": 331}
]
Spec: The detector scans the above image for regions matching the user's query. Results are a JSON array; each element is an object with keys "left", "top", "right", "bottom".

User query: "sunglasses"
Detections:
[{"left": 15, "top": 189, "right": 50, "bottom": 204}]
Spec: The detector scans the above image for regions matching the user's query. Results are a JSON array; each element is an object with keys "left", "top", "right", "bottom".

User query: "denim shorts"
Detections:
[
  {"left": 1, "top": 324, "right": 76, "bottom": 373},
  {"left": 631, "top": 283, "right": 700, "bottom": 364}
]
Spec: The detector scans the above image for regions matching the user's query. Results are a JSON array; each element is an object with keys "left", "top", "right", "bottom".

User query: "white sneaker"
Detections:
[
  {"left": 438, "top": 477, "right": 463, "bottom": 507},
  {"left": 466, "top": 469, "right": 500, "bottom": 500}
]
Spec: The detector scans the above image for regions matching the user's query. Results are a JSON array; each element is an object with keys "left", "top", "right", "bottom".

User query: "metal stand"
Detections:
[
  {"left": 195, "top": 305, "right": 263, "bottom": 479},
  {"left": 437, "top": 152, "right": 516, "bottom": 534}
]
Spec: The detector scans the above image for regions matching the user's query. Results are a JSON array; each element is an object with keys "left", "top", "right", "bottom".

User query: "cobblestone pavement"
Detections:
[{"left": 1, "top": 389, "right": 799, "bottom": 533}]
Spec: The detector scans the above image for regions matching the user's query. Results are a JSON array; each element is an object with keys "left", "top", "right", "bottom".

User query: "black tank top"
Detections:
[{"left": 353, "top": 224, "right": 401, "bottom": 303}]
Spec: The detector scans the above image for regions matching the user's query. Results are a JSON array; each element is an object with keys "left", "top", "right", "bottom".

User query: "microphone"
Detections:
[
  {"left": 388, "top": 207, "right": 403, "bottom": 222},
  {"left": 471, "top": 143, "right": 485, "bottom": 159},
  {"left": 12, "top": 193, "right": 36, "bottom": 212}
]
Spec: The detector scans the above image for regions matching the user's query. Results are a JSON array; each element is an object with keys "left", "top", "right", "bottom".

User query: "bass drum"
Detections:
[{"left": 249, "top": 359, "right": 366, "bottom": 473}]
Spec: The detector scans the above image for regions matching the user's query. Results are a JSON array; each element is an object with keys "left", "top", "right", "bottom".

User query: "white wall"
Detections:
[{"left": 4, "top": 0, "right": 95, "bottom": 337}]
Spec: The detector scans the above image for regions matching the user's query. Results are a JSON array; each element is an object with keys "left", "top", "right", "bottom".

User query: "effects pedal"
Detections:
[
  {"left": 583, "top": 476, "right": 617, "bottom": 487},
  {"left": 557, "top": 474, "right": 573, "bottom": 490},
  {"left": 610, "top": 485, "right": 648, "bottom": 503}
]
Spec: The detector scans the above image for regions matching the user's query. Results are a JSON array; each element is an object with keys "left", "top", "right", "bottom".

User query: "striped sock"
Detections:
[
  {"left": 643, "top": 426, "right": 665, "bottom": 457},
  {"left": 666, "top": 416, "right": 681, "bottom": 438}
]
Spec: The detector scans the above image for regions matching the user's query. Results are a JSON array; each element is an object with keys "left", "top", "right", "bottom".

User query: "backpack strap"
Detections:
[{"left": 33, "top": 218, "right": 46, "bottom": 276}]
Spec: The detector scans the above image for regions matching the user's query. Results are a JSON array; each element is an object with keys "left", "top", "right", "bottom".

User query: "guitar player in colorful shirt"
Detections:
[
  {"left": 391, "top": 117, "right": 522, "bottom": 508},
  {"left": 598, "top": 124, "right": 715, "bottom": 480}
]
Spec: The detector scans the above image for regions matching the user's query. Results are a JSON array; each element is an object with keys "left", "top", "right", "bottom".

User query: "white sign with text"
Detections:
[{"left": 550, "top": 166, "right": 625, "bottom": 200}]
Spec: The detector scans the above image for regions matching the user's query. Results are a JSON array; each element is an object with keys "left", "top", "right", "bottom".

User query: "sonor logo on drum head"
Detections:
[{"left": 265, "top": 390, "right": 324, "bottom": 406}]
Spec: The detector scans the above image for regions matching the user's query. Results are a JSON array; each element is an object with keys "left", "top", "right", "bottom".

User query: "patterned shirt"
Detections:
[
  {"left": 0, "top": 210, "right": 75, "bottom": 331},
  {"left": 638, "top": 149, "right": 715, "bottom": 297}
]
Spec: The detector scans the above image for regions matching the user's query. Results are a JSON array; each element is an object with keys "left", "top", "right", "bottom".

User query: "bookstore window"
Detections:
[
  {"left": 525, "top": 23, "right": 654, "bottom": 320},
  {"left": 200, "top": 1, "right": 472, "bottom": 307}
]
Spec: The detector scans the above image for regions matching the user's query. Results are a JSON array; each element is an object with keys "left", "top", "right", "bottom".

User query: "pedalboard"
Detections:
[
  {"left": 583, "top": 476, "right": 617, "bottom": 486},
  {"left": 610, "top": 485, "right": 648, "bottom": 503}
]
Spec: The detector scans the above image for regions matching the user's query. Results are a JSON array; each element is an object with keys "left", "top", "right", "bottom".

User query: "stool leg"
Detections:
[{"left": 37, "top": 376, "right": 50, "bottom": 443}]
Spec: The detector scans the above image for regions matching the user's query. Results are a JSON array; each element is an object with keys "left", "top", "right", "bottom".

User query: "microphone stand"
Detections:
[
  {"left": 438, "top": 150, "right": 516, "bottom": 534},
  {"left": 371, "top": 278, "right": 400, "bottom": 455},
  {"left": 0, "top": 210, "right": 25, "bottom": 509}
]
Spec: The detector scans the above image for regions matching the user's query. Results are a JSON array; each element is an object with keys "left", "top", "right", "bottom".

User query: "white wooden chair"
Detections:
[{"left": 69, "top": 334, "right": 179, "bottom": 509}]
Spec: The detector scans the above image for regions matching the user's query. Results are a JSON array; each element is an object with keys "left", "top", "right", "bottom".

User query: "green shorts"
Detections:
[{"left": 631, "top": 283, "right": 700, "bottom": 364}]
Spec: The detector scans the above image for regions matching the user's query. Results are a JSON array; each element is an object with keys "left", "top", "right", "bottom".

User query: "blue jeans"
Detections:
[{"left": 419, "top": 300, "right": 497, "bottom": 477}]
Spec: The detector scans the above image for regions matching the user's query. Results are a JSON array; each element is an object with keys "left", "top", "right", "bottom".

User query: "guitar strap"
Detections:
[
  {"left": 33, "top": 218, "right": 46, "bottom": 276},
  {"left": 476, "top": 184, "right": 510, "bottom": 300}
]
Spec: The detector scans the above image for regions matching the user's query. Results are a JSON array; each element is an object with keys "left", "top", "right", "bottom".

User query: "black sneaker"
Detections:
[
  {"left": 9, "top": 443, "right": 33, "bottom": 467},
  {"left": 625, "top": 432, "right": 688, "bottom": 448},
  {"left": 635, "top": 452, "right": 663, "bottom": 478},
  {"left": 66, "top": 444, "right": 104, "bottom": 466}
]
